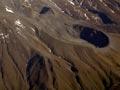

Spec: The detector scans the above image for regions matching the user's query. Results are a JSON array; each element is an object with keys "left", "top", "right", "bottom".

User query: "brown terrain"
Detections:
[{"left": 0, "top": 0, "right": 120, "bottom": 90}]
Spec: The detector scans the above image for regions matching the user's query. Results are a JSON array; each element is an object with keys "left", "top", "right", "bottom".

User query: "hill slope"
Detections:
[{"left": 0, "top": 0, "right": 120, "bottom": 90}]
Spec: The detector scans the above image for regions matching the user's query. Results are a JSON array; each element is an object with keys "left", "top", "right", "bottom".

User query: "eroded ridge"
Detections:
[{"left": 0, "top": 0, "right": 120, "bottom": 90}]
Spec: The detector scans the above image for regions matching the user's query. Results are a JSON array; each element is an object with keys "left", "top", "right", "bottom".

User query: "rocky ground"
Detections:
[{"left": 0, "top": 0, "right": 120, "bottom": 90}]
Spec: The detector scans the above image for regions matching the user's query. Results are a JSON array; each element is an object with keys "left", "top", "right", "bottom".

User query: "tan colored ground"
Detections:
[{"left": 0, "top": 0, "right": 120, "bottom": 90}]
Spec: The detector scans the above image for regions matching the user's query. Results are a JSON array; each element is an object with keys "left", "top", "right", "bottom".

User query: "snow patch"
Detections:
[
  {"left": 15, "top": 19, "right": 25, "bottom": 28},
  {"left": 5, "top": 6, "right": 14, "bottom": 13}
]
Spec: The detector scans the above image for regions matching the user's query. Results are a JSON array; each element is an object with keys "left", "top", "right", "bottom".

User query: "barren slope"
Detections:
[{"left": 0, "top": 0, "right": 120, "bottom": 90}]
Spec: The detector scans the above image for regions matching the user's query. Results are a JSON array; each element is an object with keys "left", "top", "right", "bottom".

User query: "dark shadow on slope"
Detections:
[
  {"left": 80, "top": 27, "right": 109, "bottom": 48},
  {"left": 88, "top": 9, "right": 114, "bottom": 24},
  {"left": 40, "top": 6, "right": 51, "bottom": 14},
  {"left": 26, "top": 54, "right": 48, "bottom": 90}
]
